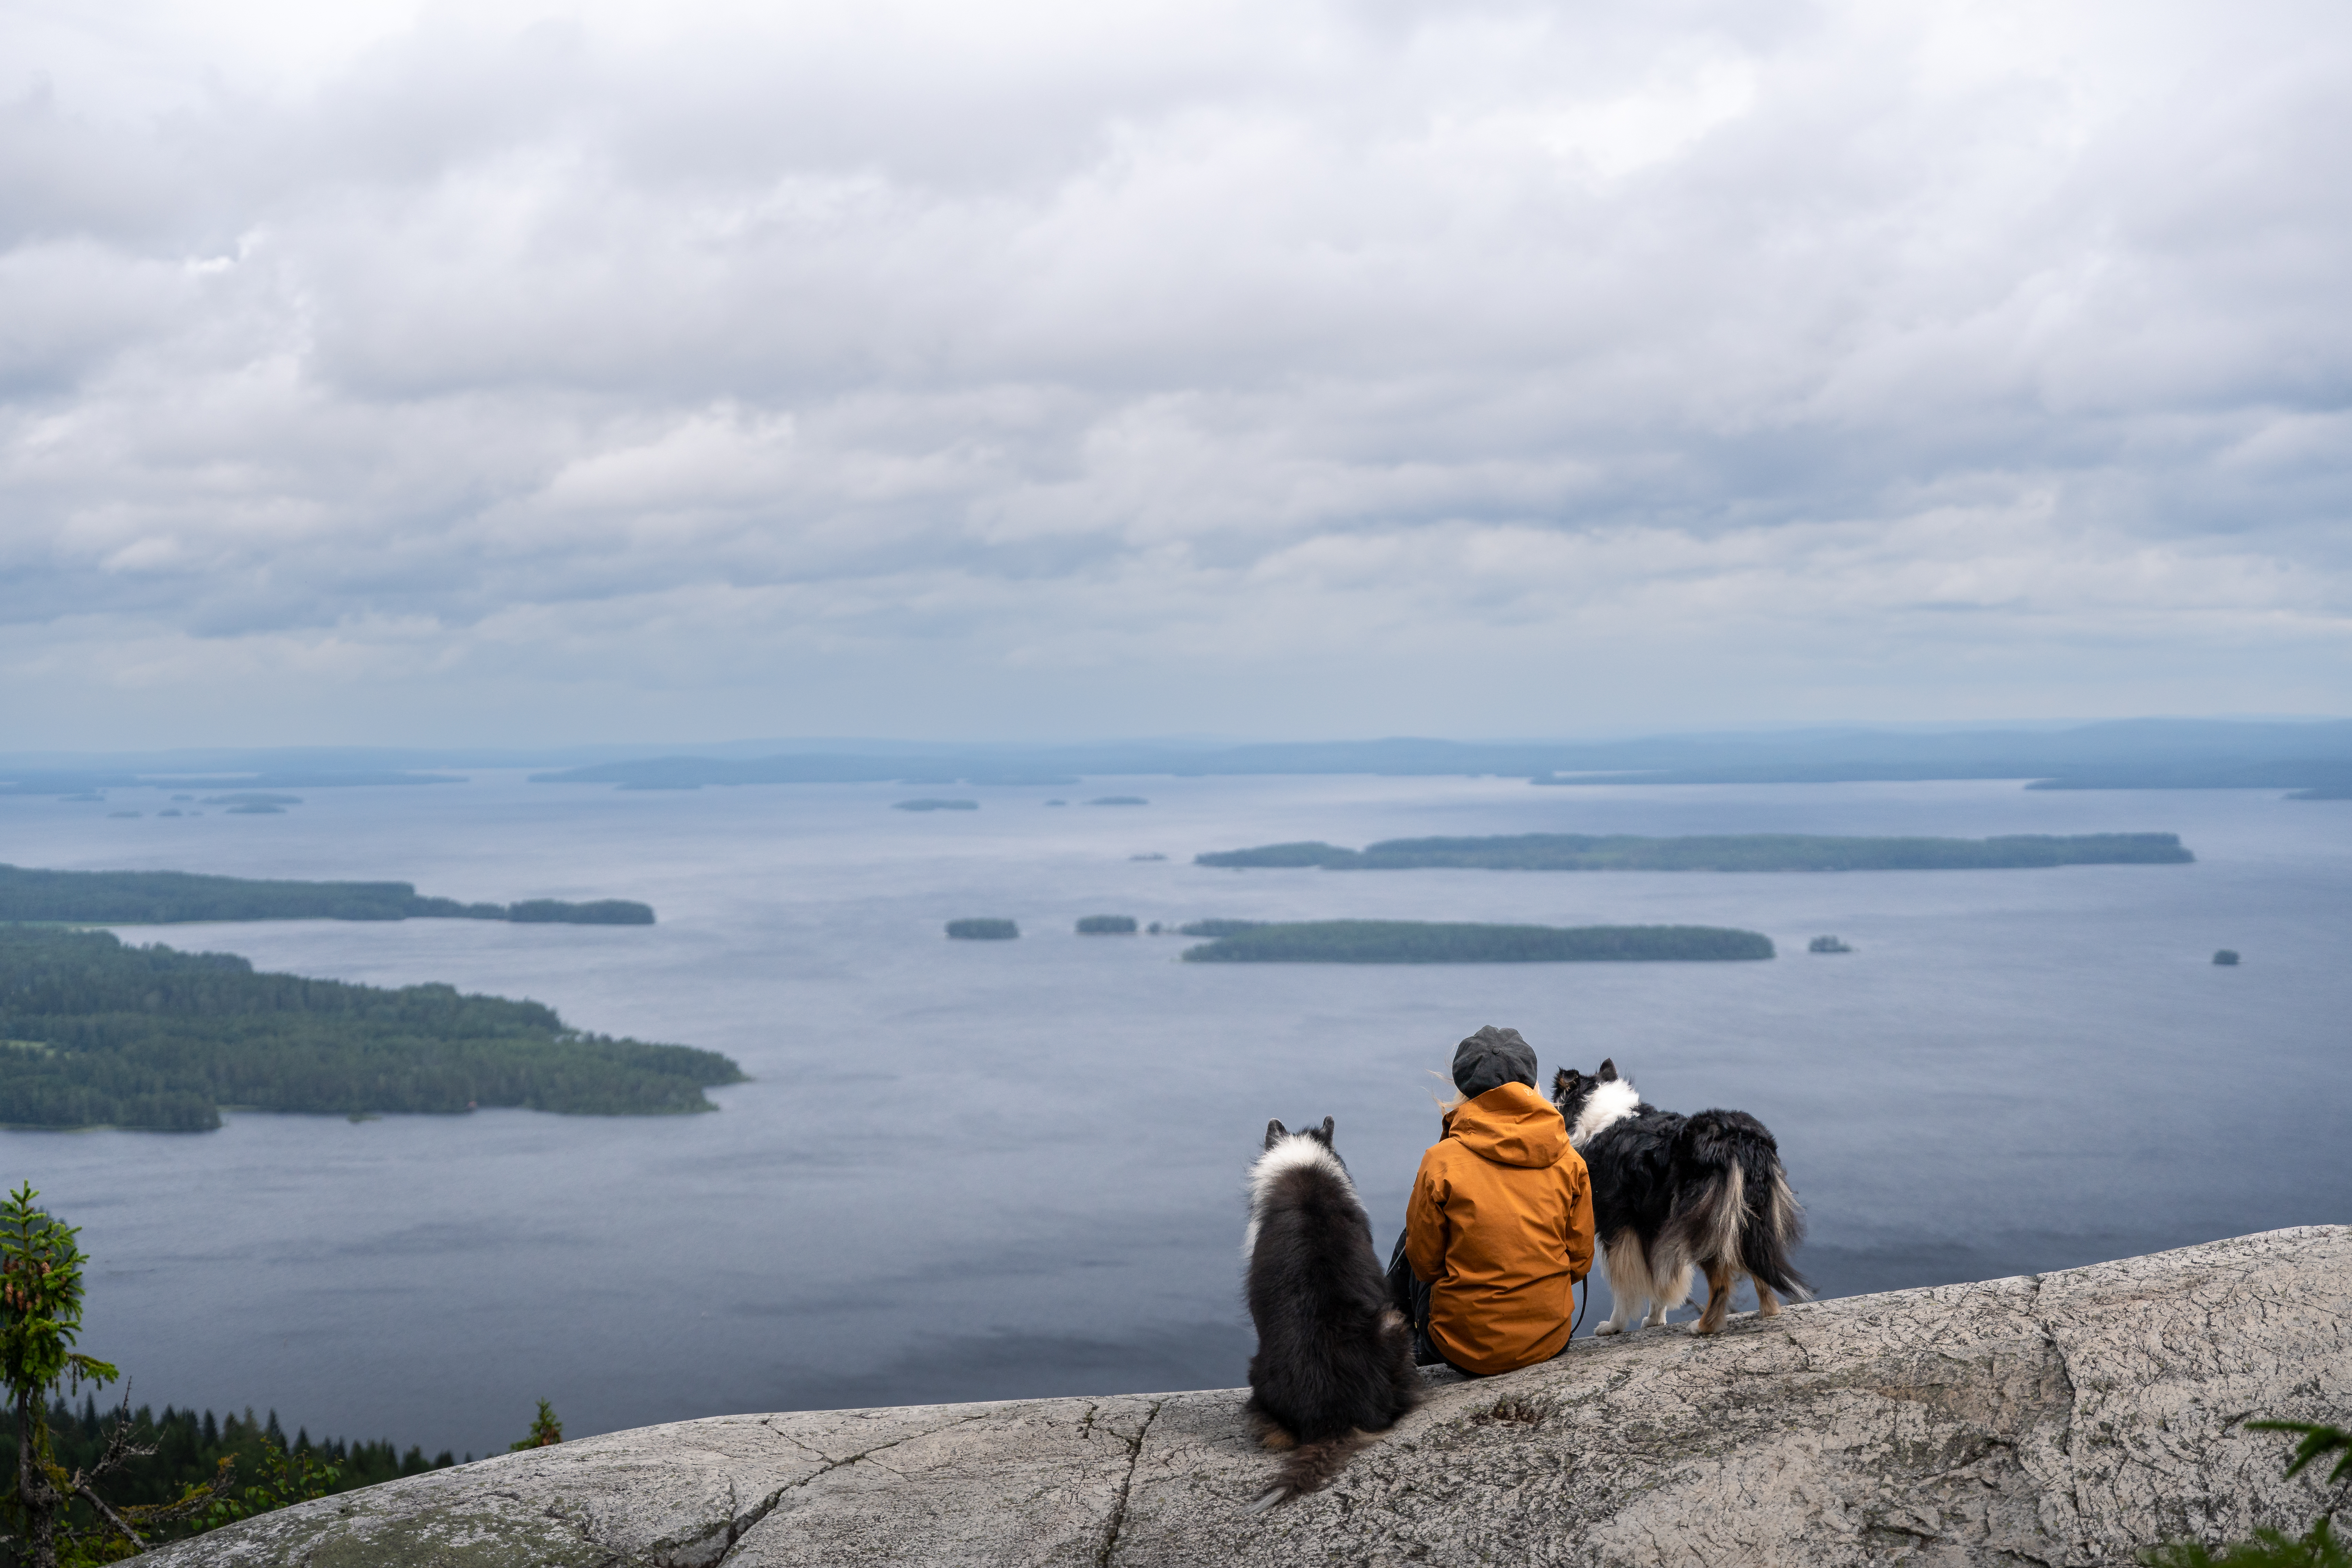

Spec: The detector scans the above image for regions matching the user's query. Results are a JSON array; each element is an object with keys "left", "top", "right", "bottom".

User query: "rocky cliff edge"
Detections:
[{"left": 155, "top": 1225, "right": 2351, "bottom": 1566}]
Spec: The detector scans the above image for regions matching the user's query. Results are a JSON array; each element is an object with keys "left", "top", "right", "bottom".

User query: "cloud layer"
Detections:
[{"left": 4, "top": 0, "right": 2348, "bottom": 744}]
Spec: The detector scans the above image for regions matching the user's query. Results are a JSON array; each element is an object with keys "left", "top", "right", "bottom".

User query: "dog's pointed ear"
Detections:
[
  {"left": 1318, "top": 1116, "right": 1335, "bottom": 1144},
  {"left": 1552, "top": 1067, "right": 1574, "bottom": 1096},
  {"left": 1598, "top": 1059, "right": 1618, "bottom": 1081},
  {"left": 1264, "top": 1119, "right": 1287, "bottom": 1150}
]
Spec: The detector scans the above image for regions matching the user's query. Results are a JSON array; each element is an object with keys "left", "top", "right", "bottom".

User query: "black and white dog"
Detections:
[
  {"left": 1242, "top": 1117, "right": 1420, "bottom": 1509},
  {"left": 1551, "top": 1060, "right": 1809, "bottom": 1336}
]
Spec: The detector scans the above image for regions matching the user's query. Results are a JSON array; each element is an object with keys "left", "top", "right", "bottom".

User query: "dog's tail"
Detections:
[
  {"left": 1246, "top": 1432, "right": 1372, "bottom": 1513},
  {"left": 1738, "top": 1152, "right": 1811, "bottom": 1302},
  {"left": 1657, "top": 1154, "right": 1744, "bottom": 1286},
  {"left": 1660, "top": 1111, "right": 1811, "bottom": 1302}
]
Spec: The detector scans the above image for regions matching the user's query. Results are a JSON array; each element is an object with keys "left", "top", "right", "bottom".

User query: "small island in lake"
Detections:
[
  {"left": 0, "top": 865, "right": 656, "bottom": 925},
  {"left": 2213, "top": 949, "right": 2240, "bottom": 966},
  {"left": 947, "top": 918, "right": 1019, "bottom": 940},
  {"left": 1809, "top": 935, "right": 1853, "bottom": 953},
  {"left": 895, "top": 799, "right": 979, "bottom": 812},
  {"left": 1089, "top": 796, "right": 1148, "bottom": 806},
  {"left": 1077, "top": 914, "right": 1138, "bottom": 934},
  {"left": 1181, "top": 921, "right": 1775, "bottom": 963},
  {"left": 0, "top": 926, "right": 744, "bottom": 1130},
  {"left": 1195, "top": 832, "right": 2194, "bottom": 872}
]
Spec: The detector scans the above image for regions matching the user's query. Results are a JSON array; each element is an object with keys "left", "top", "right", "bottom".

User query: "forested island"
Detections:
[
  {"left": 0, "top": 865, "right": 655, "bottom": 924},
  {"left": 1181, "top": 921, "right": 1775, "bottom": 963},
  {"left": 1194, "top": 832, "right": 2194, "bottom": 871},
  {"left": 946, "top": 918, "right": 1018, "bottom": 939},
  {"left": 0, "top": 927, "right": 744, "bottom": 1129},
  {"left": 1177, "top": 918, "right": 1266, "bottom": 937},
  {"left": 893, "top": 799, "right": 979, "bottom": 811}
]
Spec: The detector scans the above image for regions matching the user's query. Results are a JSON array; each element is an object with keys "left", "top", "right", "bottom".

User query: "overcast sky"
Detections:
[{"left": 3, "top": 0, "right": 2347, "bottom": 748}]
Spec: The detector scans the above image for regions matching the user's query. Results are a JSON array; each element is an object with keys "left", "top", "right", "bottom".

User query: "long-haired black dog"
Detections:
[
  {"left": 1242, "top": 1116, "right": 1420, "bottom": 1510},
  {"left": 1551, "top": 1060, "right": 1809, "bottom": 1336}
]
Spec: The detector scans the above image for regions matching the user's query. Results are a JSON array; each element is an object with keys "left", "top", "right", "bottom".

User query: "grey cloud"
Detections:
[{"left": 0, "top": 0, "right": 2347, "bottom": 744}]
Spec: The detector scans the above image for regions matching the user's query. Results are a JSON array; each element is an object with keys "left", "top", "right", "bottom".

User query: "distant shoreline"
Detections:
[{"left": 0, "top": 865, "right": 656, "bottom": 926}]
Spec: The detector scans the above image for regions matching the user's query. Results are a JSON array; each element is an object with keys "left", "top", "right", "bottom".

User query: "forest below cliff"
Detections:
[{"left": 0, "top": 927, "right": 742, "bottom": 1129}]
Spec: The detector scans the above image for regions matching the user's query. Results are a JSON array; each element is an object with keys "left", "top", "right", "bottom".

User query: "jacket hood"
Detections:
[{"left": 1442, "top": 1080, "right": 1570, "bottom": 1169}]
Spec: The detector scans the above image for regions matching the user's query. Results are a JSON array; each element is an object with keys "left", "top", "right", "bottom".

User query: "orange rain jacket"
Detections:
[{"left": 1405, "top": 1079, "right": 1595, "bottom": 1375}]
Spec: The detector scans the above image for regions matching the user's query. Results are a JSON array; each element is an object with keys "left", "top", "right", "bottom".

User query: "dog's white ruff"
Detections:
[
  {"left": 1243, "top": 1134, "right": 1354, "bottom": 1258},
  {"left": 1569, "top": 1078, "right": 1643, "bottom": 1149}
]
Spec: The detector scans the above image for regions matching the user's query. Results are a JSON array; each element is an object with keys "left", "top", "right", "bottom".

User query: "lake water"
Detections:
[{"left": 4, "top": 772, "right": 2347, "bottom": 1459}]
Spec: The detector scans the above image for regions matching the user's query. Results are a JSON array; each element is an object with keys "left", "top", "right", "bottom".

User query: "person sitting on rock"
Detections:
[{"left": 1390, "top": 1025, "right": 1594, "bottom": 1376}]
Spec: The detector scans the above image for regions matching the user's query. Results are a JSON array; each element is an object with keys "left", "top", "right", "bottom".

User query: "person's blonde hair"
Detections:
[{"left": 1426, "top": 1069, "right": 1462, "bottom": 1116}]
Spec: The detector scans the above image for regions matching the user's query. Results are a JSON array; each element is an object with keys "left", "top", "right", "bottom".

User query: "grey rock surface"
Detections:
[{"left": 153, "top": 1226, "right": 2351, "bottom": 1566}]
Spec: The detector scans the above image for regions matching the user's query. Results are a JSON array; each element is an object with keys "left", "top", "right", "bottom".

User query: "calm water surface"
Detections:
[{"left": 4, "top": 773, "right": 2346, "bottom": 1456}]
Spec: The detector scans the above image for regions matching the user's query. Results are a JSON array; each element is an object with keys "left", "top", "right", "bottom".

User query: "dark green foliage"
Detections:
[
  {"left": 2252, "top": 1421, "right": 2352, "bottom": 1489},
  {"left": 1180, "top": 921, "right": 1774, "bottom": 963},
  {"left": 1194, "top": 832, "right": 2195, "bottom": 871},
  {"left": 0, "top": 1186, "right": 166, "bottom": 1568},
  {"left": 2215, "top": 950, "right": 2242, "bottom": 966},
  {"left": 509, "top": 1401, "right": 562, "bottom": 1451},
  {"left": 945, "top": 919, "right": 1018, "bottom": 940},
  {"left": 505, "top": 900, "right": 654, "bottom": 925},
  {"left": 1175, "top": 919, "right": 1267, "bottom": 937},
  {"left": 1075, "top": 916, "right": 1138, "bottom": 934},
  {"left": 1197, "top": 842, "right": 1351, "bottom": 868},
  {"left": 2143, "top": 1421, "right": 2352, "bottom": 1567},
  {"left": 892, "top": 799, "right": 979, "bottom": 812},
  {"left": 0, "top": 1398, "right": 461, "bottom": 1554},
  {"left": 0, "top": 866, "right": 654, "bottom": 926},
  {"left": 0, "top": 928, "right": 744, "bottom": 1129},
  {"left": 2143, "top": 1520, "right": 2350, "bottom": 1567}
]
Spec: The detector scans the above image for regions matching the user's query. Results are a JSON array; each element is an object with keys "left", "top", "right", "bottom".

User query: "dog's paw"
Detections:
[
  {"left": 1593, "top": 1321, "right": 1622, "bottom": 1336},
  {"left": 1686, "top": 1321, "right": 1720, "bottom": 1337}
]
